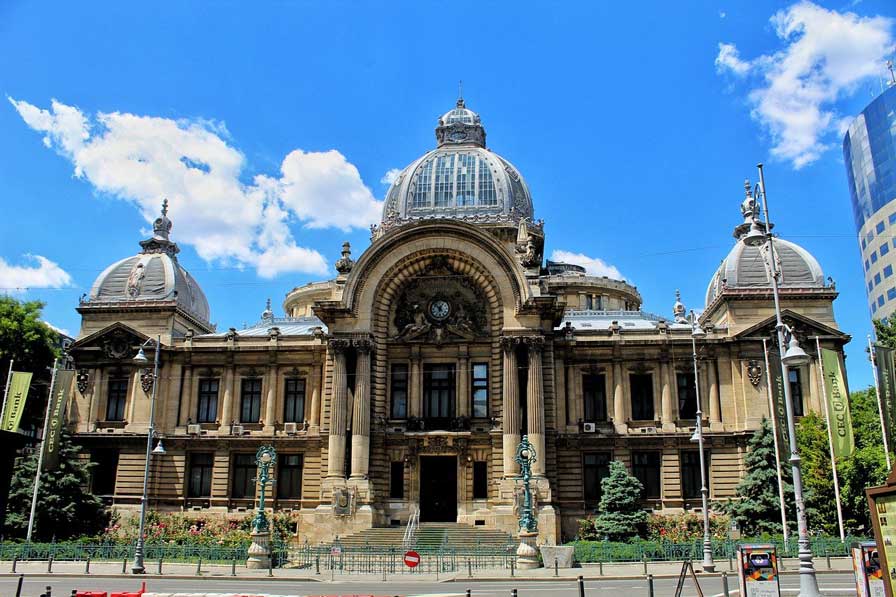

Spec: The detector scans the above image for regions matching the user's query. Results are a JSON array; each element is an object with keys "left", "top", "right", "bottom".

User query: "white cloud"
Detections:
[
  {"left": 550, "top": 250, "right": 625, "bottom": 281},
  {"left": 42, "top": 321, "right": 71, "bottom": 337},
  {"left": 0, "top": 254, "right": 72, "bottom": 291},
  {"left": 719, "top": 11, "right": 727, "bottom": 19},
  {"left": 8, "top": 98, "right": 384, "bottom": 277},
  {"left": 380, "top": 168, "right": 402, "bottom": 185},
  {"left": 715, "top": 1, "right": 895, "bottom": 168}
]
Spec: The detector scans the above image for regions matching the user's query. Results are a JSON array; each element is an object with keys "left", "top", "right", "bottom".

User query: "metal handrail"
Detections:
[{"left": 401, "top": 508, "right": 419, "bottom": 549}]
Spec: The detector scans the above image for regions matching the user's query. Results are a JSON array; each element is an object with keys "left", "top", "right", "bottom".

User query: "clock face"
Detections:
[
  {"left": 448, "top": 130, "right": 467, "bottom": 142},
  {"left": 429, "top": 299, "right": 451, "bottom": 321}
]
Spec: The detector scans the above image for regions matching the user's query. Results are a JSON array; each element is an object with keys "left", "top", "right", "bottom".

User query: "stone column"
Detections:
[
  {"left": 708, "top": 359, "right": 722, "bottom": 429},
  {"left": 613, "top": 362, "right": 626, "bottom": 433},
  {"left": 526, "top": 338, "right": 546, "bottom": 476},
  {"left": 554, "top": 353, "right": 567, "bottom": 428},
  {"left": 660, "top": 361, "right": 675, "bottom": 430},
  {"left": 309, "top": 355, "right": 322, "bottom": 430},
  {"left": 409, "top": 346, "right": 422, "bottom": 418},
  {"left": 264, "top": 365, "right": 278, "bottom": 430},
  {"left": 327, "top": 339, "right": 350, "bottom": 478},
  {"left": 220, "top": 366, "right": 235, "bottom": 429},
  {"left": 180, "top": 365, "right": 193, "bottom": 426},
  {"left": 350, "top": 341, "right": 372, "bottom": 479},
  {"left": 501, "top": 337, "right": 520, "bottom": 477},
  {"left": 457, "top": 347, "right": 470, "bottom": 418}
]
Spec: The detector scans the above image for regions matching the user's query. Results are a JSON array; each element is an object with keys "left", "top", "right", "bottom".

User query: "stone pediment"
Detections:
[
  {"left": 69, "top": 323, "right": 152, "bottom": 361},
  {"left": 733, "top": 309, "right": 849, "bottom": 345}
]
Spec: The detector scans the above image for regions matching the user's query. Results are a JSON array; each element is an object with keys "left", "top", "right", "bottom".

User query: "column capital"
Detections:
[
  {"left": 328, "top": 337, "right": 352, "bottom": 353},
  {"left": 500, "top": 336, "right": 520, "bottom": 353},
  {"left": 353, "top": 338, "right": 373, "bottom": 354},
  {"left": 523, "top": 335, "right": 545, "bottom": 353}
]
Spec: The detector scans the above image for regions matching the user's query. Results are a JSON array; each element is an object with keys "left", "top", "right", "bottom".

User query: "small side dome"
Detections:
[
  {"left": 87, "top": 199, "right": 211, "bottom": 325},
  {"left": 705, "top": 183, "right": 825, "bottom": 305}
]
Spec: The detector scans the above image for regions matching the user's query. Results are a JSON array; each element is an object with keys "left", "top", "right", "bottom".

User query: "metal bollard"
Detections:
[
  {"left": 85, "top": 555, "right": 91, "bottom": 574},
  {"left": 122, "top": 557, "right": 127, "bottom": 574},
  {"left": 578, "top": 575, "right": 585, "bottom": 597},
  {"left": 468, "top": 559, "right": 473, "bottom": 578},
  {"left": 315, "top": 555, "right": 320, "bottom": 575},
  {"left": 510, "top": 559, "right": 515, "bottom": 577},
  {"left": 15, "top": 574, "right": 23, "bottom": 597},
  {"left": 157, "top": 556, "right": 163, "bottom": 575},
  {"left": 599, "top": 560, "right": 603, "bottom": 576},
  {"left": 511, "top": 589, "right": 517, "bottom": 597},
  {"left": 826, "top": 551, "right": 831, "bottom": 570},
  {"left": 45, "top": 586, "right": 53, "bottom": 597},
  {"left": 196, "top": 556, "right": 202, "bottom": 575},
  {"left": 554, "top": 558, "right": 558, "bottom": 576},
  {"left": 268, "top": 553, "right": 273, "bottom": 577},
  {"left": 728, "top": 551, "right": 733, "bottom": 571},
  {"left": 721, "top": 571, "right": 730, "bottom": 597},
  {"left": 647, "top": 574, "right": 654, "bottom": 597},
  {"left": 48, "top": 556, "right": 53, "bottom": 573},
  {"left": 12, "top": 555, "right": 17, "bottom": 573},
  {"left": 231, "top": 558, "right": 237, "bottom": 576},
  {"left": 642, "top": 556, "right": 647, "bottom": 575},
  {"left": 466, "top": 589, "right": 472, "bottom": 597}
]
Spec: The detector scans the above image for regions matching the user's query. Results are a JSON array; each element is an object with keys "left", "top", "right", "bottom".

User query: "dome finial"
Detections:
[
  {"left": 261, "top": 297, "right": 274, "bottom": 321},
  {"left": 673, "top": 289, "right": 687, "bottom": 323},
  {"left": 161, "top": 198, "right": 169, "bottom": 217},
  {"left": 153, "top": 198, "right": 173, "bottom": 241},
  {"left": 457, "top": 80, "right": 464, "bottom": 107}
]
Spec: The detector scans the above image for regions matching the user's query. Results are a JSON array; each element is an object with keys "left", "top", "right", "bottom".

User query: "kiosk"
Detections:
[
  {"left": 737, "top": 544, "right": 781, "bottom": 597},
  {"left": 852, "top": 541, "right": 885, "bottom": 597}
]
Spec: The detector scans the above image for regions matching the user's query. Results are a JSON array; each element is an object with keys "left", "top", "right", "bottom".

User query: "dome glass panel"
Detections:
[{"left": 408, "top": 151, "right": 498, "bottom": 209}]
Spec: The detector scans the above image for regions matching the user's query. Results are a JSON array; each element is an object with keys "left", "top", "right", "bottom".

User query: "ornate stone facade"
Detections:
[{"left": 66, "top": 99, "right": 848, "bottom": 545}]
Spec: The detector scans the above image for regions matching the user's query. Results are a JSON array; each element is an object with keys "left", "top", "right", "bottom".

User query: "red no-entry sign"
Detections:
[{"left": 404, "top": 550, "right": 420, "bottom": 568}]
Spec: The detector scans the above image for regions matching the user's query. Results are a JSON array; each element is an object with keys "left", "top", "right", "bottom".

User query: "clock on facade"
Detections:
[
  {"left": 428, "top": 299, "right": 451, "bottom": 321},
  {"left": 448, "top": 130, "right": 468, "bottom": 142}
]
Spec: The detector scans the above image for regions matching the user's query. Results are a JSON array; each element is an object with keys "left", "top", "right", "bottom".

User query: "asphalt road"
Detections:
[{"left": 0, "top": 573, "right": 860, "bottom": 597}]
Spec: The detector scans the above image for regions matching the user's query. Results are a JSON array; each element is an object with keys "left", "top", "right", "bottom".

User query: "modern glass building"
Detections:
[{"left": 844, "top": 83, "right": 896, "bottom": 318}]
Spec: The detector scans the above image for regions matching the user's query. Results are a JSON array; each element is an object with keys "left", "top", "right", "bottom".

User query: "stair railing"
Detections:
[{"left": 401, "top": 508, "right": 420, "bottom": 549}]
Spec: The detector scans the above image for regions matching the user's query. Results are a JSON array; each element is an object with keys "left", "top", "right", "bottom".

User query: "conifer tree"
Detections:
[
  {"left": 592, "top": 459, "right": 647, "bottom": 541},
  {"left": 5, "top": 431, "right": 107, "bottom": 540},
  {"left": 722, "top": 418, "right": 793, "bottom": 536}
]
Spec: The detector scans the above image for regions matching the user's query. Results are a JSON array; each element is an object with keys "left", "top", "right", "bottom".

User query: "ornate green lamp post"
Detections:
[
  {"left": 515, "top": 435, "right": 540, "bottom": 568},
  {"left": 247, "top": 445, "right": 277, "bottom": 569}
]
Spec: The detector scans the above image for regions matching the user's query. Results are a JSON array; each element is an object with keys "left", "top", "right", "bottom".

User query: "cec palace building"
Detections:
[{"left": 66, "top": 99, "right": 848, "bottom": 544}]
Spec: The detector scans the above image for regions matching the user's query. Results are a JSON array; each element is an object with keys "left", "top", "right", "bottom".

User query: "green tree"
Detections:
[
  {"left": 592, "top": 459, "right": 647, "bottom": 541},
  {"left": 796, "top": 412, "right": 838, "bottom": 535},
  {"left": 5, "top": 431, "right": 107, "bottom": 541},
  {"left": 873, "top": 318, "right": 896, "bottom": 349},
  {"left": 722, "top": 418, "right": 793, "bottom": 536}
]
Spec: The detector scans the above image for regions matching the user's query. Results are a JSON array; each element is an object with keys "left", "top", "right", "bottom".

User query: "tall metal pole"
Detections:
[
  {"left": 757, "top": 163, "right": 820, "bottom": 597},
  {"left": 868, "top": 335, "right": 892, "bottom": 468},
  {"left": 762, "top": 338, "right": 790, "bottom": 550},
  {"left": 132, "top": 336, "right": 160, "bottom": 574},
  {"left": 814, "top": 336, "right": 845, "bottom": 542},
  {"left": 1, "top": 358, "right": 14, "bottom": 421},
  {"left": 691, "top": 328, "right": 714, "bottom": 572},
  {"left": 26, "top": 359, "right": 58, "bottom": 542}
]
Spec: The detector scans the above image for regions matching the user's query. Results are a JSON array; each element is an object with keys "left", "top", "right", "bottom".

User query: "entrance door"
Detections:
[{"left": 419, "top": 456, "right": 457, "bottom": 522}]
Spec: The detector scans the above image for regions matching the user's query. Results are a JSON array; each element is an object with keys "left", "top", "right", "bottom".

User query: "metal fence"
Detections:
[{"left": 286, "top": 544, "right": 517, "bottom": 574}]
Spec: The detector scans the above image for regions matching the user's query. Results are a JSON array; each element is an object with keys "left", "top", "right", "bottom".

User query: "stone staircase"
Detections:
[{"left": 333, "top": 523, "right": 514, "bottom": 551}]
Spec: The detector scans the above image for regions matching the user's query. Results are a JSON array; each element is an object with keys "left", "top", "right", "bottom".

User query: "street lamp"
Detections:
[
  {"left": 131, "top": 335, "right": 163, "bottom": 575},
  {"left": 743, "top": 164, "right": 820, "bottom": 597},
  {"left": 688, "top": 310, "right": 714, "bottom": 573}
]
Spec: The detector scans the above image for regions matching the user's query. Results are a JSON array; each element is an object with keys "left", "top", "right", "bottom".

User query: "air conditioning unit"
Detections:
[
  {"left": 638, "top": 426, "right": 658, "bottom": 434},
  {"left": 583, "top": 422, "right": 597, "bottom": 433},
  {"left": 283, "top": 422, "right": 298, "bottom": 435},
  {"left": 187, "top": 424, "right": 201, "bottom": 435},
  {"left": 231, "top": 424, "right": 245, "bottom": 436}
]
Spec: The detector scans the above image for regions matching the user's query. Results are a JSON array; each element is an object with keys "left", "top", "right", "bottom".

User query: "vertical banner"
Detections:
[
  {"left": 822, "top": 348, "right": 855, "bottom": 459},
  {"left": 876, "top": 345, "right": 896, "bottom": 452},
  {"left": 765, "top": 345, "right": 790, "bottom": 459},
  {"left": 1, "top": 372, "right": 32, "bottom": 432},
  {"left": 42, "top": 369, "right": 73, "bottom": 471}
]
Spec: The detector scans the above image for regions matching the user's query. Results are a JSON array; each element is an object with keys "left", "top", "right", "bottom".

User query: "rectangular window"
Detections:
[
  {"left": 90, "top": 450, "right": 119, "bottom": 495},
  {"left": 473, "top": 461, "right": 488, "bottom": 499},
  {"left": 632, "top": 451, "right": 661, "bottom": 499},
  {"left": 433, "top": 154, "right": 455, "bottom": 207},
  {"left": 629, "top": 373, "right": 654, "bottom": 420},
  {"left": 873, "top": 302, "right": 879, "bottom": 314},
  {"left": 585, "top": 295, "right": 593, "bottom": 310},
  {"left": 872, "top": 251, "right": 879, "bottom": 264},
  {"left": 456, "top": 154, "right": 476, "bottom": 206},
  {"left": 196, "top": 378, "right": 219, "bottom": 424},
  {"left": 594, "top": 295, "right": 603, "bottom": 310},
  {"left": 863, "top": 237, "right": 868, "bottom": 250},
  {"left": 866, "top": 259, "right": 871, "bottom": 271},
  {"left": 676, "top": 372, "right": 698, "bottom": 420},
  {"left": 583, "top": 452, "right": 611, "bottom": 504},
  {"left": 231, "top": 453, "right": 256, "bottom": 499},
  {"left": 885, "top": 265, "right": 893, "bottom": 278},
  {"left": 188, "top": 453, "right": 213, "bottom": 498},
  {"left": 423, "top": 364, "right": 455, "bottom": 420},
  {"left": 889, "top": 288, "right": 896, "bottom": 301},
  {"left": 882, "top": 242, "right": 890, "bottom": 256},
  {"left": 105, "top": 378, "right": 128, "bottom": 421},
  {"left": 880, "top": 295, "right": 886, "bottom": 307},
  {"left": 878, "top": 222, "right": 886, "bottom": 234},
  {"left": 283, "top": 378, "right": 305, "bottom": 423},
  {"left": 680, "top": 450, "right": 709, "bottom": 500},
  {"left": 471, "top": 363, "right": 489, "bottom": 417},
  {"left": 390, "top": 461, "right": 405, "bottom": 499},
  {"left": 412, "top": 160, "right": 433, "bottom": 207},
  {"left": 789, "top": 369, "right": 804, "bottom": 417},
  {"left": 870, "top": 280, "right": 876, "bottom": 292},
  {"left": 583, "top": 373, "right": 607, "bottom": 422},
  {"left": 276, "top": 454, "right": 303, "bottom": 499},
  {"left": 240, "top": 378, "right": 262, "bottom": 423},
  {"left": 877, "top": 273, "right": 883, "bottom": 285},
  {"left": 390, "top": 363, "right": 408, "bottom": 419},
  {"left": 890, "top": 213, "right": 896, "bottom": 225}
]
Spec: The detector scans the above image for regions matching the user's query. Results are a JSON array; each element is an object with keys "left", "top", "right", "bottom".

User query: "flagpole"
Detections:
[
  {"left": 762, "top": 338, "right": 790, "bottom": 550},
  {"left": 26, "top": 358, "right": 58, "bottom": 542},
  {"left": 1, "top": 358, "right": 13, "bottom": 421},
  {"left": 815, "top": 337, "right": 846, "bottom": 542},
  {"left": 868, "top": 334, "right": 892, "bottom": 468}
]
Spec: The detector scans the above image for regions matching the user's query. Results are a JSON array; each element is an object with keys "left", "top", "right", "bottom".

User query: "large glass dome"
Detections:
[{"left": 380, "top": 99, "right": 534, "bottom": 228}]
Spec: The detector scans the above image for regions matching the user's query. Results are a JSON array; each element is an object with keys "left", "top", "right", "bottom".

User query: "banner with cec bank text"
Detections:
[
  {"left": 1, "top": 371, "right": 32, "bottom": 432},
  {"left": 42, "top": 369, "right": 73, "bottom": 471},
  {"left": 874, "top": 344, "right": 896, "bottom": 452},
  {"left": 821, "top": 348, "right": 854, "bottom": 459}
]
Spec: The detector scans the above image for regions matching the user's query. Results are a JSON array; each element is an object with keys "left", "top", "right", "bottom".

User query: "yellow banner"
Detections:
[
  {"left": 43, "top": 369, "right": 73, "bottom": 471},
  {"left": 1, "top": 372, "right": 32, "bottom": 432},
  {"left": 822, "top": 348, "right": 854, "bottom": 459}
]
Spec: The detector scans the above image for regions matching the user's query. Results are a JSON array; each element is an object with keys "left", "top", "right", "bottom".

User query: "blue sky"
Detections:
[{"left": 0, "top": 1, "right": 894, "bottom": 389}]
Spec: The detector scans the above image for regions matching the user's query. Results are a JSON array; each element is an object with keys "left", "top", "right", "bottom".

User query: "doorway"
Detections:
[{"left": 419, "top": 456, "right": 457, "bottom": 522}]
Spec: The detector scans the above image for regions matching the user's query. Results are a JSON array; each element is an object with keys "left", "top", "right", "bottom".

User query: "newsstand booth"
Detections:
[
  {"left": 852, "top": 541, "right": 885, "bottom": 597},
  {"left": 738, "top": 544, "right": 780, "bottom": 597},
  {"left": 867, "top": 467, "right": 896, "bottom": 596}
]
